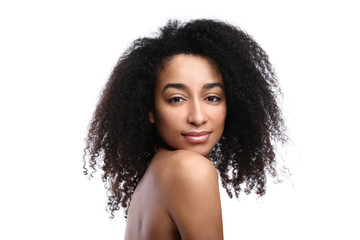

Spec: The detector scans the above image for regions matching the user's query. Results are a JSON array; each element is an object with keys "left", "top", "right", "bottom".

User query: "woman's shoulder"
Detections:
[
  {"left": 150, "top": 149, "right": 219, "bottom": 202},
  {"left": 170, "top": 149, "right": 215, "bottom": 166},
  {"left": 154, "top": 149, "right": 218, "bottom": 183},
  {"left": 150, "top": 149, "right": 223, "bottom": 239}
]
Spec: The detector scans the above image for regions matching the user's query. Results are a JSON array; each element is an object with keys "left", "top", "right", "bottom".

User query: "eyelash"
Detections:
[
  {"left": 168, "top": 95, "right": 221, "bottom": 104},
  {"left": 168, "top": 97, "right": 184, "bottom": 103},
  {"left": 205, "top": 96, "right": 221, "bottom": 102}
]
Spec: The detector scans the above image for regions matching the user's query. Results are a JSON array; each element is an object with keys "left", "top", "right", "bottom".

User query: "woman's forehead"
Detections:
[{"left": 156, "top": 54, "right": 223, "bottom": 89}]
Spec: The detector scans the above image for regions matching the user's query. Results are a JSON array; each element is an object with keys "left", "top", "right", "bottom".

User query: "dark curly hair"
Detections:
[{"left": 83, "top": 19, "right": 287, "bottom": 218}]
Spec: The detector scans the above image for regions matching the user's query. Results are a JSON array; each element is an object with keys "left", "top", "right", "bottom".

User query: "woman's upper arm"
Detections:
[{"left": 162, "top": 151, "right": 223, "bottom": 240}]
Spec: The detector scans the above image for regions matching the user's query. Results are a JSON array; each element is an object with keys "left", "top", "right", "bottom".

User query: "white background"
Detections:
[{"left": 1, "top": 0, "right": 359, "bottom": 239}]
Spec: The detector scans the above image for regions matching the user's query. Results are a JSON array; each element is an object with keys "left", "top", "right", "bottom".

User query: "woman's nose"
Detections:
[{"left": 187, "top": 100, "right": 208, "bottom": 126}]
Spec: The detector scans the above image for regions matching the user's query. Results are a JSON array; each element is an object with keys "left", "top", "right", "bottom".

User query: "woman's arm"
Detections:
[{"left": 161, "top": 150, "right": 223, "bottom": 240}]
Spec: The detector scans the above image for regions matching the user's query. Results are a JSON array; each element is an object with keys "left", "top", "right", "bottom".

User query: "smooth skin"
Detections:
[{"left": 125, "top": 54, "right": 226, "bottom": 239}]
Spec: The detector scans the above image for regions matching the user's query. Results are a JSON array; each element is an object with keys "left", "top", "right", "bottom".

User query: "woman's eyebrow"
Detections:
[
  {"left": 162, "top": 83, "right": 187, "bottom": 93},
  {"left": 203, "top": 83, "right": 224, "bottom": 90},
  {"left": 161, "top": 82, "right": 224, "bottom": 93}
]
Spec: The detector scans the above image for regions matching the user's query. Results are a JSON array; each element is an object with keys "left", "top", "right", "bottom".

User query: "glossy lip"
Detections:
[{"left": 182, "top": 131, "right": 211, "bottom": 143}]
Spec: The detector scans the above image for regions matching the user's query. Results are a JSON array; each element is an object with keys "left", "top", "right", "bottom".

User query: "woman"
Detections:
[{"left": 83, "top": 19, "right": 286, "bottom": 239}]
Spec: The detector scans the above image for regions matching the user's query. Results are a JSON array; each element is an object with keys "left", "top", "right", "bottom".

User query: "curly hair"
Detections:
[{"left": 83, "top": 19, "right": 287, "bottom": 218}]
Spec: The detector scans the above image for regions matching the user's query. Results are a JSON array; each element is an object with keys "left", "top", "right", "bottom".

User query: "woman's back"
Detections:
[{"left": 125, "top": 149, "right": 223, "bottom": 240}]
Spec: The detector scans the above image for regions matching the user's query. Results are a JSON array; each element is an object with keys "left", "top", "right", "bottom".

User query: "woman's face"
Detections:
[{"left": 149, "top": 54, "right": 227, "bottom": 157}]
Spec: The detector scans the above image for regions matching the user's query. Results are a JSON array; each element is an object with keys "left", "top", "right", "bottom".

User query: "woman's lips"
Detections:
[{"left": 182, "top": 131, "right": 211, "bottom": 143}]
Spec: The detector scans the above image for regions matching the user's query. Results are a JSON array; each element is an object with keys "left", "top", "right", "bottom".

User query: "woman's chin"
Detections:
[{"left": 179, "top": 146, "right": 212, "bottom": 158}]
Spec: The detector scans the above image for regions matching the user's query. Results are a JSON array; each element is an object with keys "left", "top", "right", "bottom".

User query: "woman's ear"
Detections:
[{"left": 149, "top": 111, "right": 155, "bottom": 124}]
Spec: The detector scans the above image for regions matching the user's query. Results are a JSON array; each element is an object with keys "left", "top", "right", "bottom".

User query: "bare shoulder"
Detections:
[
  {"left": 167, "top": 150, "right": 217, "bottom": 177},
  {"left": 155, "top": 150, "right": 219, "bottom": 191},
  {"left": 153, "top": 150, "right": 223, "bottom": 239}
]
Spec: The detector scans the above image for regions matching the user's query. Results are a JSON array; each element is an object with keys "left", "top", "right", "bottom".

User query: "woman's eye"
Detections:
[
  {"left": 169, "top": 97, "right": 184, "bottom": 103},
  {"left": 205, "top": 96, "right": 221, "bottom": 102}
]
